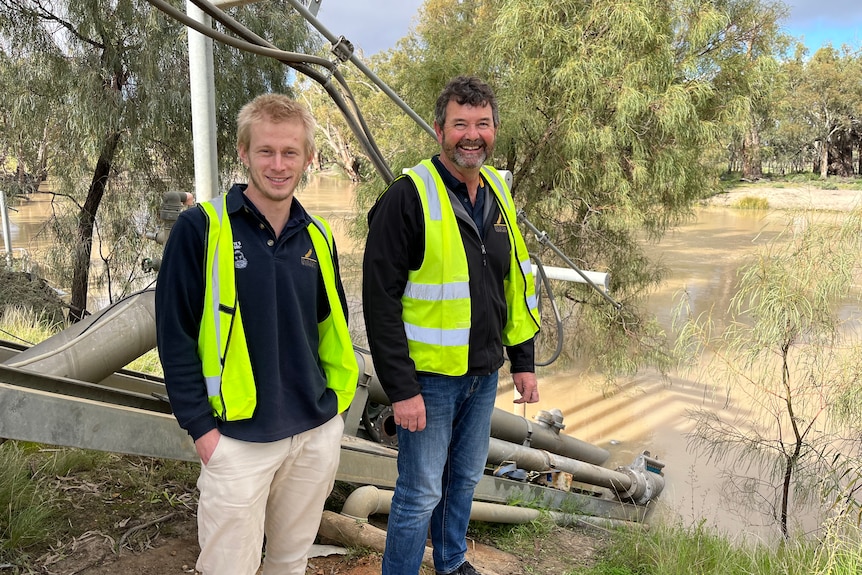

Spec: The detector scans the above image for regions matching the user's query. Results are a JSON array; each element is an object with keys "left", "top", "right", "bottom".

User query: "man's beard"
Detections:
[{"left": 447, "top": 138, "right": 491, "bottom": 169}]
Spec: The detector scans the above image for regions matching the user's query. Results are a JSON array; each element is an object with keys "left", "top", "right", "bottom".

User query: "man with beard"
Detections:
[{"left": 362, "top": 76, "right": 541, "bottom": 575}]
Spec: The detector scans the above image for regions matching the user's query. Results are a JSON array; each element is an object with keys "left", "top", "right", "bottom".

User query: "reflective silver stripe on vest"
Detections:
[
  {"left": 309, "top": 216, "right": 330, "bottom": 242},
  {"left": 411, "top": 163, "right": 443, "bottom": 221},
  {"left": 404, "top": 323, "right": 470, "bottom": 346},
  {"left": 404, "top": 281, "right": 470, "bottom": 301},
  {"left": 482, "top": 167, "right": 512, "bottom": 212},
  {"left": 205, "top": 196, "right": 225, "bottom": 397},
  {"left": 519, "top": 258, "right": 538, "bottom": 311}
]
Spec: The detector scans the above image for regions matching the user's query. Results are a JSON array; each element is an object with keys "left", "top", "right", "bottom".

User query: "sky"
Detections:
[{"left": 312, "top": 0, "right": 860, "bottom": 57}]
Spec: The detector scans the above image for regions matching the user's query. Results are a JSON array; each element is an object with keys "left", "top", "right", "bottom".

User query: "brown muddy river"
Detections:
[{"left": 6, "top": 176, "right": 834, "bottom": 540}]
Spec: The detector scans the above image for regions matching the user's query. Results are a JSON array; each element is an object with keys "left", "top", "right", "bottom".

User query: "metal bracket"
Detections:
[{"left": 330, "top": 36, "right": 354, "bottom": 62}]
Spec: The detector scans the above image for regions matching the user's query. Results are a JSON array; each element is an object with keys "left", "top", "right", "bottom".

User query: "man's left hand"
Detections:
[{"left": 512, "top": 372, "right": 539, "bottom": 404}]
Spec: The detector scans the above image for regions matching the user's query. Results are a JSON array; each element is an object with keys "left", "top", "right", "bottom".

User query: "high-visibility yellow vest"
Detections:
[
  {"left": 401, "top": 160, "right": 540, "bottom": 375},
  {"left": 197, "top": 197, "right": 358, "bottom": 421}
]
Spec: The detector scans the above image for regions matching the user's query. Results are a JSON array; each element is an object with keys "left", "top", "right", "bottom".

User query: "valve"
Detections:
[{"left": 614, "top": 451, "right": 666, "bottom": 505}]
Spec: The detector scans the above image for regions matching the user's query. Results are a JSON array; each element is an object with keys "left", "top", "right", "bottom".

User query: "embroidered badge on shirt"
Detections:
[
  {"left": 301, "top": 247, "right": 318, "bottom": 269},
  {"left": 493, "top": 213, "right": 508, "bottom": 233},
  {"left": 234, "top": 241, "right": 248, "bottom": 269}
]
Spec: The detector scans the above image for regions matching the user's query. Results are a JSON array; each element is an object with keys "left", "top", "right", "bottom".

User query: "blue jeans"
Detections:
[{"left": 381, "top": 373, "right": 499, "bottom": 575}]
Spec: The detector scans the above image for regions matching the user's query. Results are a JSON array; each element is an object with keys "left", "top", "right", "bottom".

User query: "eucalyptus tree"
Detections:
[
  {"left": 763, "top": 43, "right": 814, "bottom": 174},
  {"left": 0, "top": 0, "right": 317, "bottom": 320},
  {"left": 783, "top": 45, "right": 862, "bottom": 178},
  {"left": 694, "top": 0, "right": 789, "bottom": 180}
]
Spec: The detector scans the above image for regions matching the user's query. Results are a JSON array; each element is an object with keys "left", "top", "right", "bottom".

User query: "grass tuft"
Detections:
[
  {"left": 732, "top": 195, "right": 769, "bottom": 210},
  {"left": 0, "top": 442, "right": 61, "bottom": 563}
]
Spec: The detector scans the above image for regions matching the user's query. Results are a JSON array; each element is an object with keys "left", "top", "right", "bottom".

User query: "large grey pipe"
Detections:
[
  {"left": 341, "top": 485, "right": 644, "bottom": 530},
  {"left": 487, "top": 438, "right": 633, "bottom": 492},
  {"left": 364, "top": 373, "right": 609, "bottom": 466},
  {"left": 2, "top": 290, "right": 157, "bottom": 383},
  {"left": 4, "top": 288, "right": 610, "bottom": 470}
]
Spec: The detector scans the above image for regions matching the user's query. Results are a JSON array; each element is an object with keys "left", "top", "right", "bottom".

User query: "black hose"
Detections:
[{"left": 529, "top": 252, "right": 564, "bottom": 367}]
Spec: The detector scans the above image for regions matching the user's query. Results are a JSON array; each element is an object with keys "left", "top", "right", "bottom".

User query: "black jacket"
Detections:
[{"left": 362, "top": 156, "right": 535, "bottom": 404}]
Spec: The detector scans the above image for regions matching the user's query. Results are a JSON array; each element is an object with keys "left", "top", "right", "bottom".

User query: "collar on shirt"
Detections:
[
  {"left": 430, "top": 155, "right": 486, "bottom": 200},
  {"left": 225, "top": 183, "right": 312, "bottom": 233}
]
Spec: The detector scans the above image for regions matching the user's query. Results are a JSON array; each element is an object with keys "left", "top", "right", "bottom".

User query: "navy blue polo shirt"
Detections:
[
  {"left": 431, "top": 155, "right": 487, "bottom": 236},
  {"left": 155, "top": 184, "right": 341, "bottom": 443}
]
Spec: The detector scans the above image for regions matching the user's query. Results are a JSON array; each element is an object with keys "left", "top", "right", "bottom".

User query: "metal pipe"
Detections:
[
  {"left": 0, "top": 182, "right": 12, "bottom": 265},
  {"left": 186, "top": 1, "right": 219, "bottom": 203},
  {"left": 487, "top": 438, "right": 631, "bottom": 492},
  {"left": 341, "top": 485, "right": 645, "bottom": 529},
  {"left": 363, "top": 365, "right": 609, "bottom": 466},
  {"left": 489, "top": 408, "right": 609, "bottom": 465},
  {"left": 2, "top": 290, "right": 157, "bottom": 383}
]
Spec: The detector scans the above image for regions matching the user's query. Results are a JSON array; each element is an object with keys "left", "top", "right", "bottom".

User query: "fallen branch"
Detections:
[{"left": 116, "top": 512, "right": 177, "bottom": 554}]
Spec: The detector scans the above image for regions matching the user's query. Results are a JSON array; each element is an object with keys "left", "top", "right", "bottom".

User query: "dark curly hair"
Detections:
[{"left": 434, "top": 76, "right": 499, "bottom": 129}]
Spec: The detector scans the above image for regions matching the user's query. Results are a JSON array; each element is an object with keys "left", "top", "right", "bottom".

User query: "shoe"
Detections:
[{"left": 436, "top": 561, "right": 481, "bottom": 575}]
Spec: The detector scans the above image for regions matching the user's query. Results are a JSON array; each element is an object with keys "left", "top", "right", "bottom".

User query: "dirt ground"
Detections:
[{"left": 41, "top": 511, "right": 610, "bottom": 575}]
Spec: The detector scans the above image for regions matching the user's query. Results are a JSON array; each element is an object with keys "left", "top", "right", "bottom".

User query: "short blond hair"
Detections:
[{"left": 236, "top": 93, "right": 316, "bottom": 158}]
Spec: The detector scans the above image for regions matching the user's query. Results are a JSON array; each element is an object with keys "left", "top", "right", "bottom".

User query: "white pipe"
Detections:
[
  {"left": 186, "top": 1, "right": 219, "bottom": 202},
  {"left": 532, "top": 264, "right": 609, "bottom": 292}
]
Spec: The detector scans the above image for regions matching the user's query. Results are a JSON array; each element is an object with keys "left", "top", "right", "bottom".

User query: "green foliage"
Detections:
[
  {"left": 732, "top": 195, "right": 769, "bottom": 209},
  {"left": 0, "top": 0, "right": 318, "bottom": 314},
  {"left": 674, "top": 208, "right": 862, "bottom": 537},
  {"left": 124, "top": 348, "right": 163, "bottom": 375},
  {"left": 0, "top": 442, "right": 61, "bottom": 563},
  {"left": 468, "top": 513, "right": 556, "bottom": 555},
  {"left": 576, "top": 520, "right": 835, "bottom": 575}
]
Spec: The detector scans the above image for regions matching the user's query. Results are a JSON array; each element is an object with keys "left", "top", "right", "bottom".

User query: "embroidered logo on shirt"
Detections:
[
  {"left": 234, "top": 241, "right": 248, "bottom": 269},
  {"left": 493, "top": 214, "right": 508, "bottom": 233},
  {"left": 301, "top": 248, "right": 318, "bottom": 269}
]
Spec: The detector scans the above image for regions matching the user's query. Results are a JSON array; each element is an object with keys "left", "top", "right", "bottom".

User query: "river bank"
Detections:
[{"left": 706, "top": 184, "right": 862, "bottom": 212}]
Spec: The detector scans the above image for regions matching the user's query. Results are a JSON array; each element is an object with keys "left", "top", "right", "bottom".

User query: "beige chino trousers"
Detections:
[{"left": 195, "top": 414, "right": 343, "bottom": 575}]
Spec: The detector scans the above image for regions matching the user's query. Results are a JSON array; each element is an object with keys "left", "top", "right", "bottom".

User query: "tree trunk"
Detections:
[
  {"left": 68, "top": 131, "right": 121, "bottom": 322},
  {"left": 828, "top": 128, "right": 855, "bottom": 177},
  {"left": 819, "top": 138, "right": 829, "bottom": 179},
  {"left": 36, "top": 122, "right": 50, "bottom": 182},
  {"left": 741, "top": 127, "right": 763, "bottom": 180}
]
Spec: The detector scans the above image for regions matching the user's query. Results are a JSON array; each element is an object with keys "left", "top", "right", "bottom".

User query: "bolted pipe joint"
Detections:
[
  {"left": 614, "top": 451, "right": 666, "bottom": 505},
  {"left": 534, "top": 408, "right": 566, "bottom": 433}
]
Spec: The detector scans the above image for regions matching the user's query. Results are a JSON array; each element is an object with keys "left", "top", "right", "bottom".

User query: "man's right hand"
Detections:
[
  {"left": 392, "top": 394, "right": 426, "bottom": 432},
  {"left": 195, "top": 428, "right": 221, "bottom": 464}
]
